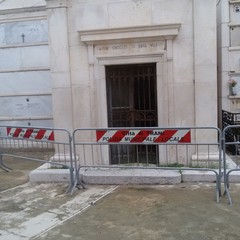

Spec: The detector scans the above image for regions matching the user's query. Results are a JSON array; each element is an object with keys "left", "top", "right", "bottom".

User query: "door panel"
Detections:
[{"left": 106, "top": 63, "right": 158, "bottom": 164}]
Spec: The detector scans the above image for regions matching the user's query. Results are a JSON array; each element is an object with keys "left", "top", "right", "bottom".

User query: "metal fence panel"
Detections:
[
  {"left": 222, "top": 125, "right": 240, "bottom": 205},
  {"left": 0, "top": 125, "right": 75, "bottom": 193},
  {"left": 73, "top": 126, "right": 222, "bottom": 202}
]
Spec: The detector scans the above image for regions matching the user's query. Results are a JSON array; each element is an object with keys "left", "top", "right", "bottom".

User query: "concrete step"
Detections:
[{"left": 79, "top": 168, "right": 181, "bottom": 185}]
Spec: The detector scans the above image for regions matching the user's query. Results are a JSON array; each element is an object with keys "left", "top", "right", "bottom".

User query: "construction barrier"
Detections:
[
  {"left": 222, "top": 125, "right": 240, "bottom": 205},
  {"left": 4, "top": 125, "right": 237, "bottom": 203},
  {"left": 0, "top": 125, "right": 75, "bottom": 193},
  {"left": 73, "top": 126, "right": 222, "bottom": 202}
]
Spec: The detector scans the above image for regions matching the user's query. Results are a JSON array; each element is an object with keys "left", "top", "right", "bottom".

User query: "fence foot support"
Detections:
[
  {"left": 0, "top": 156, "right": 12, "bottom": 172},
  {"left": 69, "top": 179, "right": 85, "bottom": 195},
  {"left": 225, "top": 187, "right": 233, "bottom": 205},
  {"left": 0, "top": 164, "right": 11, "bottom": 172}
]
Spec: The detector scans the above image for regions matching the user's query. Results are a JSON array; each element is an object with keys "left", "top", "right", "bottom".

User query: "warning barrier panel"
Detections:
[
  {"left": 96, "top": 129, "right": 191, "bottom": 143},
  {"left": 6, "top": 127, "right": 54, "bottom": 141},
  {"left": 0, "top": 125, "right": 75, "bottom": 194}
]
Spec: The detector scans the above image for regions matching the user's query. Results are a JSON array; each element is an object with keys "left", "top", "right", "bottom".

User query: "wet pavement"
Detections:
[{"left": 1, "top": 181, "right": 240, "bottom": 240}]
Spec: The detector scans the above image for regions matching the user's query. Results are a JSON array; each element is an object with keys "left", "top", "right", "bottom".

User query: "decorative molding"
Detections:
[
  {"left": 229, "top": 0, "right": 240, "bottom": 4},
  {"left": 0, "top": 67, "right": 50, "bottom": 74},
  {"left": 0, "top": 42, "right": 48, "bottom": 49},
  {"left": 79, "top": 24, "right": 181, "bottom": 44},
  {"left": 0, "top": 6, "right": 46, "bottom": 16},
  {"left": 96, "top": 52, "right": 165, "bottom": 64},
  {"left": 0, "top": 92, "right": 52, "bottom": 97},
  {"left": 0, "top": 116, "right": 53, "bottom": 121}
]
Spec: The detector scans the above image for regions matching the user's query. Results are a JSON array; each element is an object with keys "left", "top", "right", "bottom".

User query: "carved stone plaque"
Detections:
[{"left": 95, "top": 41, "right": 165, "bottom": 56}]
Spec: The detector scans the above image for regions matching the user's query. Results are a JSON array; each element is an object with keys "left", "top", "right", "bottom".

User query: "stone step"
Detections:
[{"left": 79, "top": 168, "right": 181, "bottom": 185}]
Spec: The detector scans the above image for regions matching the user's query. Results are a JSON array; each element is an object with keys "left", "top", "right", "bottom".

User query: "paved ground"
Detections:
[
  {"left": 1, "top": 181, "right": 240, "bottom": 240},
  {"left": 2, "top": 157, "right": 240, "bottom": 240}
]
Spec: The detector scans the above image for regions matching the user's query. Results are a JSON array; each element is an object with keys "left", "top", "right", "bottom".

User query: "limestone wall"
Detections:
[{"left": 46, "top": 0, "right": 217, "bottom": 136}]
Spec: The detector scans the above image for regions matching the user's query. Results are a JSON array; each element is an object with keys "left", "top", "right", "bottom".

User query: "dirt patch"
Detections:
[{"left": 0, "top": 153, "right": 46, "bottom": 191}]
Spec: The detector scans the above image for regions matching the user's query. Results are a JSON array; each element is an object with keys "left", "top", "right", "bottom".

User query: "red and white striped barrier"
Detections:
[
  {"left": 6, "top": 127, "right": 54, "bottom": 141},
  {"left": 96, "top": 129, "right": 191, "bottom": 143}
]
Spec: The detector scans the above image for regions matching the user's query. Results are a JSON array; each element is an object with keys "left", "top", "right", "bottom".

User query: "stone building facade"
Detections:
[
  {"left": 0, "top": 0, "right": 53, "bottom": 127},
  {"left": 217, "top": 0, "right": 240, "bottom": 125},
  {"left": 0, "top": 0, "right": 219, "bottom": 164},
  {"left": 46, "top": 0, "right": 217, "bottom": 135}
]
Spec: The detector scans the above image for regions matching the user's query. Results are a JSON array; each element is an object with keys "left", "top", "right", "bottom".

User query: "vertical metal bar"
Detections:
[
  {"left": 196, "top": 144, "right": 199, "bottom": 166},
  {"left": 137, "top": 145, "right": 139, "bottom": 165},
  {"left": 83, "top": 145, "right": 86, "bottom": 166},
  {"left": 166, "top": 145, "right": 169, "bottom": 165},
  {"left": 146, "top": 145, "right": 149, "bottom": 165},
  {"left": 118, "top": 145, "right": 121, "bottom": 164},
  {"left": 148, "top": 68, "right": 151, "bottom": 112},
  {"left": 100, "top": 145, "right": 103, "bottom": 165},
  {"left": 91, "top": 145, "right": 94, "bottom": 165},
  {"left": 176, "top": 145, "right": 178, "bottom": 164},
  {"left": 63, "top": 143, "right": 67, "bottom": 165},
  {"left": 208, "top": 144, "right": 210, "bottom": 168}
]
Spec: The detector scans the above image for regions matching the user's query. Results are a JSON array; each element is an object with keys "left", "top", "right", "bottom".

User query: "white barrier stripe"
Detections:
[
  {"left": 43, "top": 130, "right": 53, "bottom": 140},
  {"left": 17, "top": 128, "right": 28, "bottom": 138},
  {"left": 143, "top": 129, "right": 161, "bottom": 143},
  {"left": 8, "top": 128, "right": 17, "bottom": 137},
  {"left": 166, "top": 130, "right": 189, "bottom": 143},
  {"left": 29, "top": 133, "right": 37, "bottom": 140},
  {"left": 120, "top": 130, "right": 141, "bottom": 142},
  {"left": 98, "top": 130, "right": 118, "bottom": 142}
]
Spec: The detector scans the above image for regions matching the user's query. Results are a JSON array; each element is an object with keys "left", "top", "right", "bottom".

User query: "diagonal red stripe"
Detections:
[
  {"left": 96, "top": 131, "right": 107, "bottom": 142},
  {"left": 154, "top": 130, "right": 178, "bottom": 142},
  {"left": 23, "top": 128, "right": 33, "bottom": 138},
  {"left": 13, "top": 128, "right": 22, "bottom": 138},
  {"left": 35, "top": 129, "right": 45, "bottom": 140},
  {"left": 109, "top": 130, "right": 129, "bottom": 142},
  {"left": 48, "top": 131, "right": 54, "bottom": 141},
  {"left": 179, "top": 131, "right": 191, "bottom": 143},
  {"left": 131, "top": 130, "right": 152, "bottom": 143}
]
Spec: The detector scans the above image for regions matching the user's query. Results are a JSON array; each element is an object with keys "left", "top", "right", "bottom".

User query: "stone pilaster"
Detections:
[{"left": 46, "top": 0, "right": 73, "bottom": 131}]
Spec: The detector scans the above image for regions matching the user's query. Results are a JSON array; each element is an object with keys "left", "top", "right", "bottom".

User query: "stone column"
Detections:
[
  {"left": 46, "top": 0, "right": 73, "bottom": 132},
  {"left": 192, "top": 0, "right": 219, "bottom": 163},
  {"left": 193, "top": 0, "right": 217, "bottom": 131}
]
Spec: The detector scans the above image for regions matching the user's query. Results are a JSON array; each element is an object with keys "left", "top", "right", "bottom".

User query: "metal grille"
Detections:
[
  {"left": 106, "top": 64, "right": 158, "bottom": 164},
  {"left": 222, "top": 110, "right": 240, "bottom": 154}
]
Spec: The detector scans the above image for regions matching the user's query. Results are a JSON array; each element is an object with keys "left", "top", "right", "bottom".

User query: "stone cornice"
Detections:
[
  {"left": 0, "top": 6, "right": 46, "bottom": 15},
  {"left": 78, "top": 24, "right": 181, "bottom": 44}
]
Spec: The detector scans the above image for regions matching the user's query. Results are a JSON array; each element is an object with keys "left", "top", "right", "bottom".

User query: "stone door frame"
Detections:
[{"left": 78, "top": 24, "right": 181, "bottom": 127}]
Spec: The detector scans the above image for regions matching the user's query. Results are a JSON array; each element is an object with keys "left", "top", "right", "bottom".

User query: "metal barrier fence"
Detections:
[
  {"left": 222, "top": 125, "right": 240, "bottom": 205},
  {"left": 0, "top": 125, "right": 75, "bottom": 193},
  {"left": 0, "top": 125, "right": 226, "bottom": 202},
  {"left": 73, "top": 126, "right": 222, "bottom": 202}
]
